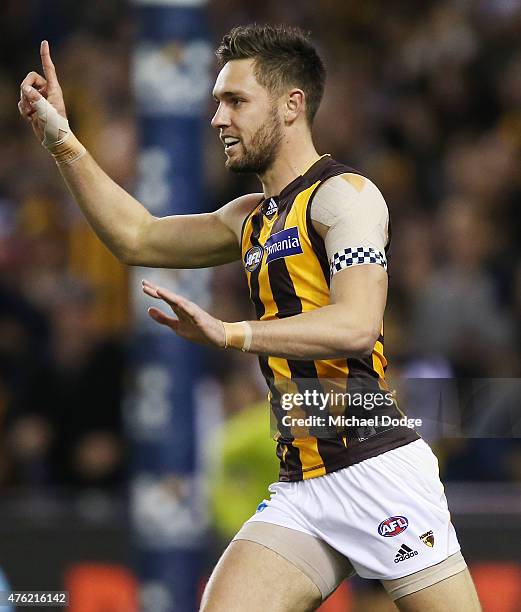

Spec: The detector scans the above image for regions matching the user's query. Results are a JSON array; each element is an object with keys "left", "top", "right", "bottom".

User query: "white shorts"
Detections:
[{"left": 242, "top": 439, "right": 461, "bottom": 581}]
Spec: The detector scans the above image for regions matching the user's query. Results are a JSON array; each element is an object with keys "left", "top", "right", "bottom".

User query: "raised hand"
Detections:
[
  {"left": 18, "top": 40, "right": 68, "bottom": 145},
  {"left": 142, "top": 279, "right": 227, "bottom": 348}
]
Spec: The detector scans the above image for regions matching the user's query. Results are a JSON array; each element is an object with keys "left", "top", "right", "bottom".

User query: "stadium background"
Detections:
[{"left": 1, "top": 0, "right": 521, "bottom": 610}]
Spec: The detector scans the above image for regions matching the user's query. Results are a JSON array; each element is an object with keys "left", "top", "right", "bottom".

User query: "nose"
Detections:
[{"left": 211, "top": 103, "right": 231, "bottom": 129}]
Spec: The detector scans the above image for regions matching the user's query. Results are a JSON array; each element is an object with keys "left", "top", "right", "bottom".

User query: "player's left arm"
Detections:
[
  {"left": 142, "top": 265, "right": 386, "bottom": 359},
  {"left": 142, "top": 173, "right": 390, "bottom": 360}
]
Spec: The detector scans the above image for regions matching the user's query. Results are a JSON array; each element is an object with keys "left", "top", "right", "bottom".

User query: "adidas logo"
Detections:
[
  {"left": 394, "top": 544, "right": 419, "bottom": 563},
  {"left": 264, "top": 198, "right": 278, "bottom": 217}
]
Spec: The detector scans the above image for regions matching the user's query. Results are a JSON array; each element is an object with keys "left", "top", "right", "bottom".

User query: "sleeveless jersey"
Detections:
[{"left": 240, "top": 155, "right": 419, "bottom": 482}]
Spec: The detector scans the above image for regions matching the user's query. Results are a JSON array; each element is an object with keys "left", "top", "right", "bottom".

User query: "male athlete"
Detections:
[{"left": 19, "top": 24, "right": 481, "bottom": 612}]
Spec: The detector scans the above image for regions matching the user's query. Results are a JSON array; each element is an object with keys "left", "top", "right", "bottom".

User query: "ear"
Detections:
[{"left": 284, "top": 88, "right": 305, "bottom": 125}]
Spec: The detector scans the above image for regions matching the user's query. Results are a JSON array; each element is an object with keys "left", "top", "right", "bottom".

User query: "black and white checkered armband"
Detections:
[{"left": 330, "top": 247, "right": 387, "bottom": 277}]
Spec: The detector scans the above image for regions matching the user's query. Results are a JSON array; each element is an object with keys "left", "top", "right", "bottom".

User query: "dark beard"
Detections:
[{"left": 226, "top": 108, "right": 283, "bottom": 175}]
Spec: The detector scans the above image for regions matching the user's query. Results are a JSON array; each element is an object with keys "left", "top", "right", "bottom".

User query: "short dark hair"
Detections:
[{"left": 216, "top": 24, "right": 326, "bottom": 125}]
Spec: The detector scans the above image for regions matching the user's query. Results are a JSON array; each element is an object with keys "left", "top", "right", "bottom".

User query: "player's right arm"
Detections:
[{"left": 19, "top": 41, "right": 260, "bottom": 269}]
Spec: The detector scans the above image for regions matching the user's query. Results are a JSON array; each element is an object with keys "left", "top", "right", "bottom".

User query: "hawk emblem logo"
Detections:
[{"left": 420, "top": 530, "right": 434, "bottom": 547}]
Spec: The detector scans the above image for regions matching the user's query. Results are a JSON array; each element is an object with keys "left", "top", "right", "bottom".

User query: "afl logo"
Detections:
[
  {"left": 378, "top": 516, "right": 409, "bottom": 537},
  {"left": 244, "top": 245, "right": 263, "bottom": 272}
]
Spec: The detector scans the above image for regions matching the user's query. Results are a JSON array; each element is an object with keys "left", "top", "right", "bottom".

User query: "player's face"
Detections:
[{"left": 211, "top": 59, "right": 283, "bottom": 175}]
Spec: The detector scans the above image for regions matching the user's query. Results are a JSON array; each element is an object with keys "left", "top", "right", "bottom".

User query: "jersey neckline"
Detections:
[{"left": 260, "top": 154, "right": 332, "bottom": 214}]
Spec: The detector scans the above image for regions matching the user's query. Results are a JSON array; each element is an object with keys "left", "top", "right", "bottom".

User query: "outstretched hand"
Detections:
[
  {"left": 18, "top": 40, "right": 67, "bottom": 142},
  {"left": 142, "top": 279, "right": 226, "bottom": 348}
]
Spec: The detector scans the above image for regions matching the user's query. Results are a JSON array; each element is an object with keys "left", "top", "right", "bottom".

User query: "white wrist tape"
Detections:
[
  {"left": 223, "top": 321, "right": 253, "bottom": 352},
  {"left": 33, "top": 96, "right": 86, "bottom": 165},
  {"left": 34, "top": 96, "right": 71, "bottom": 148}
]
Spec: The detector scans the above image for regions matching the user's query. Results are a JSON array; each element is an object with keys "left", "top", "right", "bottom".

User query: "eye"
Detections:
[{"left": 231, "top": 98, "right": 243, "bottom": 107}]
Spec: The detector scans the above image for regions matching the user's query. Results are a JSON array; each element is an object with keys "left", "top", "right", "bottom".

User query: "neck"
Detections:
[{"left": 259, "top": 131, "right": 321, "bottom": 198}]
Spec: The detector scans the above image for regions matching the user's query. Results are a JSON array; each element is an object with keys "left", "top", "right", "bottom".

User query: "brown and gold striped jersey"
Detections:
[{"left": 241, "top": 155, "right": 419, "bottom": 482}]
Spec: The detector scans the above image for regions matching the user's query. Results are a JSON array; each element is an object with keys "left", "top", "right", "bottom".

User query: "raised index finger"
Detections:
[{"left": 40, "top": 40, "right": 58, "bottom": 86}]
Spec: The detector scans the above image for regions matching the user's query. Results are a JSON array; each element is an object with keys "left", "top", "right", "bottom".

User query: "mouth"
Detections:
[{"left": 222, "top": 136, "right": 241, "bottom": 152}]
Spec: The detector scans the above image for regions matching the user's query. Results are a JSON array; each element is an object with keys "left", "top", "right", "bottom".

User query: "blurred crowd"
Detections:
[{"left": 0, "top": 0, "right": 520, "bottom": 497}]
